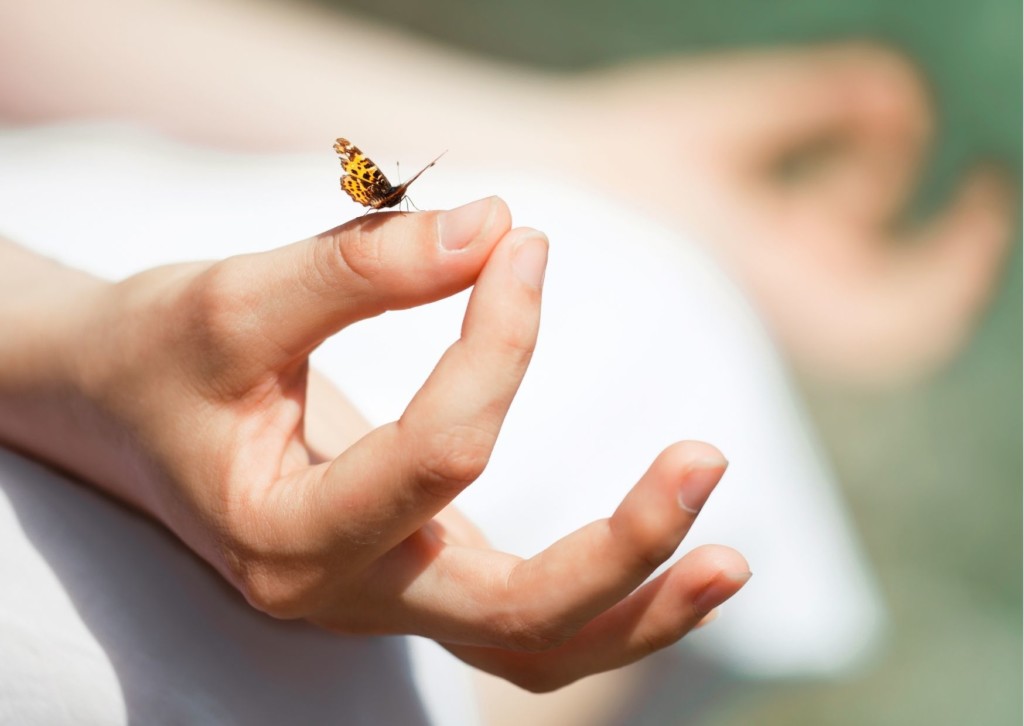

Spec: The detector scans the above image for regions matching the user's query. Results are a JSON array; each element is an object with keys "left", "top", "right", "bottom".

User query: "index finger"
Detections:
[{"left": 309, "top": 226, "right": 549, "bottom": 565}]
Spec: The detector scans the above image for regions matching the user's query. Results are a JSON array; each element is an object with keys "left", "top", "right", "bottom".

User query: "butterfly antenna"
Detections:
[{"left": 395, "top": 150, "right": 447, "bottom": 194}]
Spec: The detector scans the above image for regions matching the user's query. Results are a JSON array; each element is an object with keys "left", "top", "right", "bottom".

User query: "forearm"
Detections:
[
  {"left": 0, "top": 0, "right": 580, "bottom": 161},
  {"left": 0, "top": 239, "right": 104, "bottom": 399},
  {"left": 0, "top": 240, "right": 137, "bottom": 503},
  {"left": 0, "top": 215, "right": 750, "bottom": 690}
]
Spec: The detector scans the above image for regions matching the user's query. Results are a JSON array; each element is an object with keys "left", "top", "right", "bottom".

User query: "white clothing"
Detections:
[{"left": 0, "top": 124, "right": 882, "bottom": 724}]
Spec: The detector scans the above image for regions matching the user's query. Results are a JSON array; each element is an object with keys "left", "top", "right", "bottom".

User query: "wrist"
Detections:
[
  {"left": 0, "top": 243, "right": 109, "bottom": 398},
  {"left": 0, "top": 241, "right": 121, "bottom": 490}
]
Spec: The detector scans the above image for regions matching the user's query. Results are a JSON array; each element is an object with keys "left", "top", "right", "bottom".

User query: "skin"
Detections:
[
  {"left": 0, "top": 0, "right": 1011, "bottom": 717},
  {"left": 0, "top": 1, "right": 1012, "bottom": 384},
  {"left": 576, "top": 48, "right": 1015, "bottom": 382},
  {"left": 0, "top": 197, "right": 749, "bottom": 692}
]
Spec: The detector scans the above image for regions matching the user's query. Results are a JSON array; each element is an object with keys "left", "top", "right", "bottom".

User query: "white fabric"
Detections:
[
  {"left": 0, "top": 448, "right": 444, "bottom": 725},
  {"left": 0, "top": 123, "right": 883, "bottom": 723}
]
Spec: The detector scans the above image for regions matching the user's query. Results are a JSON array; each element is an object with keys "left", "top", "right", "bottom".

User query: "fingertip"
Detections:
[
  {"left": 689, "top": 543, "right": 750, "bottom": 577},
  {"left": 437, "top": 196, "right": 511, "bottom": 252},
  {"left": 624, "top": 442, "right": 729, "bottom": 516},
  {"left": 686, "top": 545, "right": 752, "bottom": 615},
  {"left": 658, "top": 440, "right": 728, "bottom": 469},
  {"left": 509, "top": 228, "right": 549, "bottom": 290},
  {"left": 313, "top": 196, "right": 512, "bottom": 304}
]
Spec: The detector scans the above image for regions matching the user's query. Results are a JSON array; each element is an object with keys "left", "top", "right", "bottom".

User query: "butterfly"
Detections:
[{"left": 334, "top": 138, "right": 445, "bottom": 210}]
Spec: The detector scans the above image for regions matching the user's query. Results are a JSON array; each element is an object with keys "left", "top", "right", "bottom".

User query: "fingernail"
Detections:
[
  {"left": 677, "top": 458, "right": 728, "bottom": 514},
  {"left": 512, "top": 231, "right": 549, "bottom": 290},
  {"left": 438, "top": 197, "right": 495, "bottom": 251},
  {"left": 693, "top": 571, "right": 752, "bottom": 616}
]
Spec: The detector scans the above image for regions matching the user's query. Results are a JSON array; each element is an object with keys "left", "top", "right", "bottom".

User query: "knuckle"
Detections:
[
  {"left": 185, "top": 259, "right": 261, "bottom": 353},
  {"left": 645, "top": 608, "right": 694, "bottom": 656},
  {"left": 325, "top": 225, "right": 386, "bottom": 288},
  {"left": 612, "top": 517, "right": 678, "bottom": 572},
  {"left": 637, "top": 624, "right": 671, "bottom": 657},
  {"left": 495, "top": 610, "right": 574, "bottom": 654},
  {"left": 496, "top": 330, "right": 537, "bottom": 368},
  {"left": 633, "top": 536, "right": 678, "bottom": 572},
  {"left": 215, "top": 494, "right": 324, "bottom": 621},
  {"left": 510, "top": 627, "right": 569, "bottom": 654},
  {"left": 416, "top": 425, "right": 496, "bottom": 497},
  {"left": 235, "top": 566, "right": 315, "bottom": 620},
  {"left": 223, "top": 536, "right": 331, "bottom": 621}
]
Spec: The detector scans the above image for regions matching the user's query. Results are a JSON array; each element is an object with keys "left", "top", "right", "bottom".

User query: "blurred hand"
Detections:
[
  {"left": 3, "top": 0, "right": 1007, "bottom": 384},
  {"left": 0, "top": 198, "right": 748, "bottom": 692},
  {"left": 573, "top": 43, "right": 1014, "bottom": 383}
]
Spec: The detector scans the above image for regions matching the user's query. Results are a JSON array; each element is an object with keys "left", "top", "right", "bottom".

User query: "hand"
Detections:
[
  {"left": 1, "top": 0, "right": 1009, "bottom": 384},
  {"left": 569, "top": 43, "right": 1014, "bottom": 383},
  {"left": 0, "top": 198, "right": 748, "bottom": 692}
]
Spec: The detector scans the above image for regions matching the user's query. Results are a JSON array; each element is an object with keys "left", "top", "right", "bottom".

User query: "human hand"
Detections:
[
  {"left": 2, "top": 0, "right": 1010, "bottom": 383},
  {"left": 568, "top": 43, "right": 1014, "bottom": 383},
  {"left": 0, "top": 198, "right": 748, "bottom": 691}
]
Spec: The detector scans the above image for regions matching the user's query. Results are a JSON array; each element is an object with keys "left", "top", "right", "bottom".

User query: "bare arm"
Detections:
[
  {"left": 0, "top": 0, "right": 572, "bottom": 159},
  {"left": 1, "top": 1, "right": 1011, "bottom": 384},
  {"left": 0, "top": 205, "right": 748, "bottom": 692}
]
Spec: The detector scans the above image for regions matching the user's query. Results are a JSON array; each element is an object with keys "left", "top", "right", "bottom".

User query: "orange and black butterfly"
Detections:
[{"left": 334, "top": 138, "right": 445, "bottom": 210}]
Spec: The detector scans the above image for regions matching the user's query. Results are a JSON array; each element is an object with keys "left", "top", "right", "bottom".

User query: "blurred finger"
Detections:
[
  {"left": 718, "top": 44, "right": 932, "bottom": 226},
  {"left": 887, "top": 165, "right": 1015, "bottom": 368},
  {"left": 782, "top": 165, "right": 1014, "bottom": 382}
]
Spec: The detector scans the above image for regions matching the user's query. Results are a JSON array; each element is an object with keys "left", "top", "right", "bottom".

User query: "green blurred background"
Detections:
[{"left": 330, "top": 1, "right": 1021, "bottom": 723}]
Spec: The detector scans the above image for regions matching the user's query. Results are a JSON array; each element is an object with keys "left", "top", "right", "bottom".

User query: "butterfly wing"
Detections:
[{"left": 334, "top": 138, "right": 395, "bottom": 209}]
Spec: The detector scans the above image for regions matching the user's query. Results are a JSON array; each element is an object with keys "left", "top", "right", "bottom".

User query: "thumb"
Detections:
[{"left": 213, "top": 196, "right": 510, "bottom": 364}]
